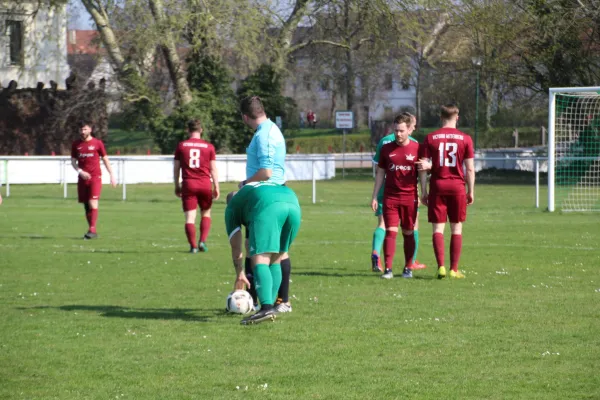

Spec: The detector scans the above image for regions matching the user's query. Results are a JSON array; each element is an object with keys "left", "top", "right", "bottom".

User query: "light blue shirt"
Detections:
[{"left": 246, "top": 119, "right": 286, "bottom": 185}]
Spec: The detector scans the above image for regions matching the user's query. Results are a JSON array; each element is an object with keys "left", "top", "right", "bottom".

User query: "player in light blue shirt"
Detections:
[
  {"left": 239, "top": 97, "right": 286, "bottom": 187},
  {"left": 237, "top": 95, "right": 293, "bottom": 313}
]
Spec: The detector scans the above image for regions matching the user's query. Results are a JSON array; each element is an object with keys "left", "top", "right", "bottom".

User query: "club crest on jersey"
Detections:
[
  {"left": 406, "top": 153, "right": 415, "bottom": 161},
  {"left": 88, "top": 146, "right": 95, "bottom": 150}
]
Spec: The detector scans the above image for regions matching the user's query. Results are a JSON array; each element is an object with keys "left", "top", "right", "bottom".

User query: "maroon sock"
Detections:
[
  {"left": 403, "top": 233, "right": 415, "bottom": 268},
  {"left": 89, "top": 209, "right": 98, "bottom": 233},
  {"left": 185, "top": 223, "right": 196, "bottom": 248},
  {"left": 199, "top": 217, "right": 211, "bottom": 243},
  {"left": 450, "top": 234, "right": 462, "bottom": 271},
  {"left": 85, "top": 210, "right": 92, "bottom": 225},
  {"left": 432, "top": 233, "right": 445, "bottom": 267},
  {"left": 383, "top": 231, "right": 398, "bottom": 270}
]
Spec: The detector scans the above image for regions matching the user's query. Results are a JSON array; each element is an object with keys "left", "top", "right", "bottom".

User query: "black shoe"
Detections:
[
  {"left": 240, "top": 308, "right": 278, "bottom": 325},
  {"left": 83, "top": 232, "right": 98, "bottom": 240},
  {"left": 190, "top": 246, "right": 199, "bottom": 254}
]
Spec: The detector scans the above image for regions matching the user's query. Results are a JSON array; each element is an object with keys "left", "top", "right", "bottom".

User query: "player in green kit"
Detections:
[
  {"left": 370, "top": 113, "right": 428, "bottom": 272},
  {"left": 225, "top": 182, "right": 302, "bottom": 325}
]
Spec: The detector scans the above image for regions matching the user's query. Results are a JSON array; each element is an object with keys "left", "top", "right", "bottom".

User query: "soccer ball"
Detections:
[{"left": 226, "top": 290, "right": 254, "bottom": 315}]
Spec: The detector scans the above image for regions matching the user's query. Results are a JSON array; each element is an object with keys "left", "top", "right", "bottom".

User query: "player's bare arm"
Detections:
[
  {"left": 71, "top": 158, "right": 91, "bottom": 180},
  {"left": 465, "top": 158, "right": 475, "bottom": 205},
  {"left": 0, "top": 193, "right": 3, "bottom": 205},
  {"left": 371, "top": 167, "right": 386, "bottom": 212},
  {"left": 102, "top": 156, "right": 117, "bottom": 187},
  {"left": 173, "top": 160, "right": 182, "bottom": 197},
  {"left": 229, "top": 229, "right": 251, "bottom": 290},
  {"left": 239, "top": 168, "right": 272, "bottom": 188},
  {"left": 418, "top": 169, "right": 429, "bottom": 206},
  {"left": 210, "top": 160, "right": 220, "bottom": 200}
]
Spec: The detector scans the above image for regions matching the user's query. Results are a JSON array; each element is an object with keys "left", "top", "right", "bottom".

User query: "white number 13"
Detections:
[
  {"left": 438, "top": 142, "right": 457, "bottom": 167},
  {"left": 189, "top": 149, "right": 201, "bottom": 168}
]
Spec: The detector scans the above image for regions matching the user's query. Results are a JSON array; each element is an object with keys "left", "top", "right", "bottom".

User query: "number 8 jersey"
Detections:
[
  {"left": 174, "top": 138, "right": 216, "bottom": 184},
  {"left": 418, "top": 128, "right": 474, "bottom": 195}
]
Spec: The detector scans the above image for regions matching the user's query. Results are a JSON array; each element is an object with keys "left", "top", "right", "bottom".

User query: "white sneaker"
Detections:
[
  {"left": 381, "top": 269, "right": 394, "bottom": 279},
  {"left": 275, "top": 302, "right": 292, "bottom": 313}
]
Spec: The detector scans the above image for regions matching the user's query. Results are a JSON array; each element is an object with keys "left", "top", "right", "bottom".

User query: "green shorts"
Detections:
[{"left": 248, "top": 202, "right": 302, "bottom": 256}]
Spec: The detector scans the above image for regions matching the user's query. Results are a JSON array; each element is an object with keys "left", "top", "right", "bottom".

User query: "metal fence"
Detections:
[{"left": 0, "top": 155, "right": 548, "bottom": 207}]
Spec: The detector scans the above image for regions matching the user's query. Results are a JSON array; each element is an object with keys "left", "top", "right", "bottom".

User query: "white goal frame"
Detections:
[{"left": 548, "top": 86, "right": 600, "bottom": 212}]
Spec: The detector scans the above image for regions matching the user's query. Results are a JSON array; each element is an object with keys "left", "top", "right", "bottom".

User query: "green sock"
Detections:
[
  {"left": 372, "top": 227, "right": 385, "bottom": 254},
  {"left": 269, "top": 264, "right": 282, "bottom": 304},
  {"left": 413, "top": 229, "right": 419, "bottom": 263},
  {"left": 254, "top": 264, "right": 273, "bottom": 306}
]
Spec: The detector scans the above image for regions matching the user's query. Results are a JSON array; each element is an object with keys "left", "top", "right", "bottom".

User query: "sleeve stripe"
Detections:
[{"left": 228, "top": 226, "right": 241, "bottom": 241}]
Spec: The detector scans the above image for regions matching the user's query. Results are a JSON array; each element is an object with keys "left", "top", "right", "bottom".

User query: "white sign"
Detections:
[{"left": 335, "top": 111, "right": 354, "bottom": 129}]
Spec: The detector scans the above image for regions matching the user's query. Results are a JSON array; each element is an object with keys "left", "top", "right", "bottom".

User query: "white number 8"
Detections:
[
  {"left": 189, "top": 149, "right": 201, "bottom": 168},
  {"left": 438, "top": 142, "right": 458, "bottom": 167}
]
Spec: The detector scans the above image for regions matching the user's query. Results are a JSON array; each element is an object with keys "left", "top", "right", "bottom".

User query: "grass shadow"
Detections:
[
  {"left": 294, "top": 270, "right": 369, "bottom": 278},
  {"left": 23, "top": 305, "right": 227, "bottom": 322}
]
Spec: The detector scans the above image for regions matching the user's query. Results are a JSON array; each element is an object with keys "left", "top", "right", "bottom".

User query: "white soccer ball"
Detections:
[{"left": 226, "top": 290, "right": 254, "bottom": 315}]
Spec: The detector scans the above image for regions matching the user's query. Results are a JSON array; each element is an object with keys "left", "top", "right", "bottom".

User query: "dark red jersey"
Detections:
[
  {"left": 174, "top": 138, "right": 216, "bottom": 183},
  {"left": 419, "top": 128, "right": 474, "bottom": 195},
  {"left": 378, "top": 140, "right": 419, "bottom": 202},
  {"left": 71, "top": 138, "right": 107, "bottom": 178}
]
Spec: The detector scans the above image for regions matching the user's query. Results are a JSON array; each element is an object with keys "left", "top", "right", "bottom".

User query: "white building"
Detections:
[{"left": 0, "top": 0, "right": 70, "bottom": 89}]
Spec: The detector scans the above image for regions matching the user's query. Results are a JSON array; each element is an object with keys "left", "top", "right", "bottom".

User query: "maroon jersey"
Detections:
[
  {"left": 378, "top": 140, "right": 419, "bottom": 202},
  {"left": 71, "top": 138, "right": 107, "bottom": 178},
  {"left": 174, "top": 138, "right": 216, "bottom": 183},
  {"left": 419, "top": 127, "right": 474, "bottom": 195}
]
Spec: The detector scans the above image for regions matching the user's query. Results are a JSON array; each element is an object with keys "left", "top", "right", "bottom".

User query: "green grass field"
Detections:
[{"left": 1, "top": 178, "right": 599, "bottom": 399}]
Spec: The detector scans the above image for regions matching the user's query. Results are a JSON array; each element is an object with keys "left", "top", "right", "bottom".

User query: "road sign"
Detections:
[{"left": 335, "top": 111, "right": 354, "bottom": 129}]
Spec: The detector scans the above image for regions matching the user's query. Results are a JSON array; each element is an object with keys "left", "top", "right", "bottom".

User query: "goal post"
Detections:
[{"left": 548, "top": 87, "right": 600, "bottom": 212}]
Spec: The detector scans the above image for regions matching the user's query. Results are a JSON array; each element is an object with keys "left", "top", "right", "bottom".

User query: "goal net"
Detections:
[{"left": 548, "top": 87, "right": 600, "bottom": 212}]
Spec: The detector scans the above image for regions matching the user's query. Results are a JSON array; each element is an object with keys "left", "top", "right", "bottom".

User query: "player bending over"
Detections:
[{"left": 225, "top": 182, "right": 301, "bottom": 325}]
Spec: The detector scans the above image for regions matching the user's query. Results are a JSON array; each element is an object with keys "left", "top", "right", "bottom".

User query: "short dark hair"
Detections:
[
  {"left": 440, "top": 104, "right": 459, "bottom": 121},
  {"left": 187, "top": 119, "right": 202, "bottom": 132},
  {"left": 240, "top": 96, "right": 266, "bottom": 119},
  {"left": 78, "top": 120, "right": 94, "bottom": 130},
  {"left": 393, "top": 113, "right": 412, "bottom": 126}
]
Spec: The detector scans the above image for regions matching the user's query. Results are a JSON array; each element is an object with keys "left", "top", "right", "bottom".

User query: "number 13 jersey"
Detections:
[
  {"left": 174, "top": 138, "right": 216, "bottom": 184},
  {"left": 419, "top": 128, "right": 474, "bottom": 195}
]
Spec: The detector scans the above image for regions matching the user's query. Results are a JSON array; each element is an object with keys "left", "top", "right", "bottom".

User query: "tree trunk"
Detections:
[
  {"left": 345, "top": 49, "right": 356, "bottom": 114},
  {"left": 415, "top": 56, "right": 423, "bottom": 128},
  {"left": 80, "top": 0, "right": 126, "bottom": 71},
  {"left": 148, "top": 0, "right": 193, "bottom": 106},
  {"left": 274, "top": 0, "right": 311, "bottom": 70}
]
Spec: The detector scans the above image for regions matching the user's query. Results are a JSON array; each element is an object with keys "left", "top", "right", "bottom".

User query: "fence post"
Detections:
[
  {"left": 535, "top": 159, "right": 540, "bottom": 208},
  {"left": 312, "top": 159, "right": 316, "bottom": 204},
  {"left": 5, "top": 160, "right": 9, "bottom": 197},
  {"left": 63, "top": 160, "right": 68, "bottom": 198},
  {"left": 122, "top": 159, "right": 127, "bottom": 201}
]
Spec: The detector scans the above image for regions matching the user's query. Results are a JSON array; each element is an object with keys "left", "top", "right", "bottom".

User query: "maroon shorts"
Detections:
[
  {"left": 181, "top": 182, "right": 212, "bottom": 212},
  {"left": 382, "top": 198, "right": 417, "bottom": 231},
  {"left": 77, "top": 177, "right": 102, "bottom": 203},
  {"left": 427, "top": 194, "right": 467, "bottom": 223}
]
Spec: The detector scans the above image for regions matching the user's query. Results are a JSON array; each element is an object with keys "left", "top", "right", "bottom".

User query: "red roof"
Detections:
[{"left": 67, "top": 30, "right": 100, "bottom": 55}]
